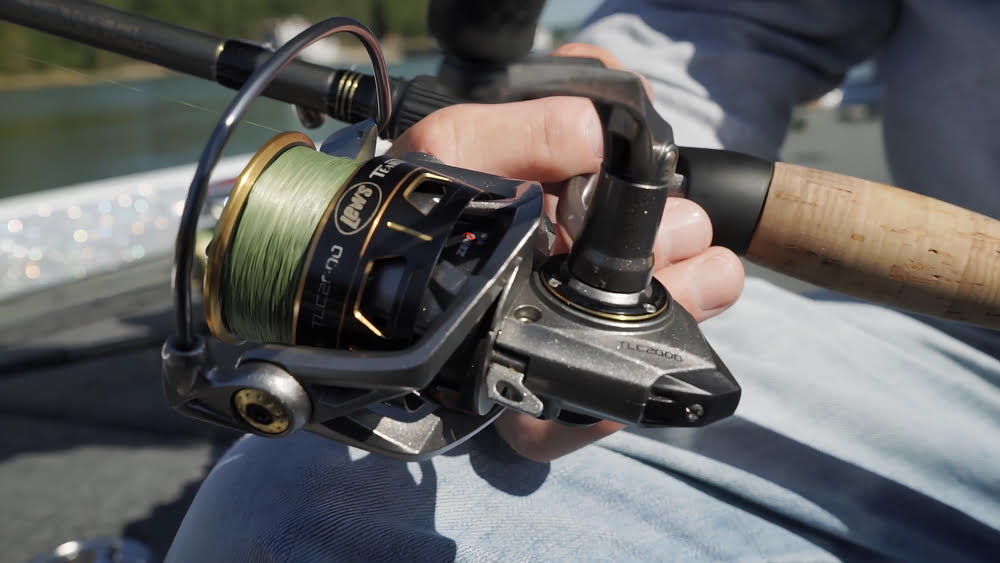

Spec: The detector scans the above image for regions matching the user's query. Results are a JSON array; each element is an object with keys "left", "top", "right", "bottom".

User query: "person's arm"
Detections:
[{"left": 576, "top": 0, "right": 898, "bottom": 158}]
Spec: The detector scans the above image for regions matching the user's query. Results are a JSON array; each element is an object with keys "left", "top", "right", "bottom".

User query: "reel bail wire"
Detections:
[
  {"left": 163, "top": 17, "right": 398, "bottom": 437},
  {"left": 170, "top": 16, "right": 391, "bottom": 352}
]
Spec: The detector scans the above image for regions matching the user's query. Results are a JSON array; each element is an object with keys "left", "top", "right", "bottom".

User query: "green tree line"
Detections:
[{"left": 0, "top": 0, "right": 429, "bottom": 74}]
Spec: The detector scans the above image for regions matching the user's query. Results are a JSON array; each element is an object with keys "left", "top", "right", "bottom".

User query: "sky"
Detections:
[{"left": 539, "top": 0, "right": 603, "bottom": 29}]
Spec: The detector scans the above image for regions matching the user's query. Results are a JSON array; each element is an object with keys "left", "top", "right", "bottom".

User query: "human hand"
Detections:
[{"left": 387, "top": 44, "right": 744, "bottom": 462}]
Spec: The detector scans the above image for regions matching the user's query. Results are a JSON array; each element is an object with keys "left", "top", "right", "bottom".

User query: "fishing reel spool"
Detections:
[
  {"left": 200, "top": 127, "right": 541, "bottom": 441},
  {"left": 162, "top": 17, "right": 741, "bottom": 460}
]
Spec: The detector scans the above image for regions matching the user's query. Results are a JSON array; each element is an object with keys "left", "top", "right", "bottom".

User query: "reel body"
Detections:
[{"left": 162, "top": 16, "right": 740, "bottom": 460}]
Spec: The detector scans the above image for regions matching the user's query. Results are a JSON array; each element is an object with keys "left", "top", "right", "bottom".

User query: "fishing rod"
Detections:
[
  {"left": 1, "top": 0, "right": 523, "bottom": 137},
  {"left": 0, "top": 0, "right": 418, "bottom": 135},
  {"left": 4, "top": 1, "right": 1000, "bottom": 460},
  {"left": 7, "top": 0, "right": 1000, "bottom": 329}
]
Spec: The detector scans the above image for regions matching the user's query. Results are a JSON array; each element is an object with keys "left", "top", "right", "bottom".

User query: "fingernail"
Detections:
[{"left": 688, "top": 253, "right": 740, "bottom": 312}]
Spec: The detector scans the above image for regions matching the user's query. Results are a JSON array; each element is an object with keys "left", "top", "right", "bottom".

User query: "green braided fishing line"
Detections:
[{"left": 223, "top": 146, "right": 360, "bottom": 344}]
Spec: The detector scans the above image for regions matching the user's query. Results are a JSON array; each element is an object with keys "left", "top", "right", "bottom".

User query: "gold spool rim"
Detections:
[{"left": 204, "top": 132, "right": 316, "bottom": 343}]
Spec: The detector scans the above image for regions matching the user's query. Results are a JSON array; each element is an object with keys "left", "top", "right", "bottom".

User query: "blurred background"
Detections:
[{"left": 0, "top": 1, "right": 885, "bottom": 561}]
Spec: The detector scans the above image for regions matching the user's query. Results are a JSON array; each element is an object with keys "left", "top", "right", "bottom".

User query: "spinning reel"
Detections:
[{"left": 161, "top": 18, "right": 739, "bottom": 460}]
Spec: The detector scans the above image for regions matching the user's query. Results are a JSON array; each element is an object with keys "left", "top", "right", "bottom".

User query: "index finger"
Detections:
[{"left": 387, "top": 96, "right": 604, "bottom": 182}]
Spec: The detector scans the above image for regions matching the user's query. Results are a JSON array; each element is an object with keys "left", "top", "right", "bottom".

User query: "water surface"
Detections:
[{"left": 0, "top": 57, "right": 439, "bottom": 198}]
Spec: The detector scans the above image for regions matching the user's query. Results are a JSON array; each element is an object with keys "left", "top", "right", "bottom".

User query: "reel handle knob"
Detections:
[{"left": 230, "top": 362, "right": 312, "bottom": 437}]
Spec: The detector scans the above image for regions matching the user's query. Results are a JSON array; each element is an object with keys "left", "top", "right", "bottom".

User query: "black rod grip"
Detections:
[
  {"left": 678, "top": 147, "right": 774, "bottom": 255},
  {"left": 215, "top": 39, "right": 337, "bottom": 118}
]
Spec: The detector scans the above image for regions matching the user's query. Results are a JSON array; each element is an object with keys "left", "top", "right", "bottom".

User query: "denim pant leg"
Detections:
[{"left": 167, "top": 279, "right": 1000, "bottom": 562}]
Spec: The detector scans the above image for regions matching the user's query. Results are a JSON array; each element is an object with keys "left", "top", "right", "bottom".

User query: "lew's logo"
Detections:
[{"left": 334, "top": 182, "right": 382, "bottom": 235}]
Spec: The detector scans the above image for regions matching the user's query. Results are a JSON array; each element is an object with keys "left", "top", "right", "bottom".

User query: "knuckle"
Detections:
[
  {"left": 403, "top": 112, "right": 445, "bottom": 154},
  {"left": 552, "top": 42, "right": 622, "bottom": 69},
  {"left": 393, "top": 106, "right": 468, "bottom": 163}
]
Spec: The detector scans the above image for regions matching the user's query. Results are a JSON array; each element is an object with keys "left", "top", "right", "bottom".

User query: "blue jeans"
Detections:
[{"left": 167, "top": 279, "right": 1000, "bottom": 561}]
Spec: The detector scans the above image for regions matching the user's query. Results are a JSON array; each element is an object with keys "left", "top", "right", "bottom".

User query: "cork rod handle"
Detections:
[{"left": 745, "top": 162, "right": 1000, "bottom": 329}]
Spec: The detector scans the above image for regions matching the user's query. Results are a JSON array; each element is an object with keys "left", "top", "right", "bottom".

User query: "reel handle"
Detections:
[{"left": 746, "top": 163, "right": 1000, "bottom": 328}]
